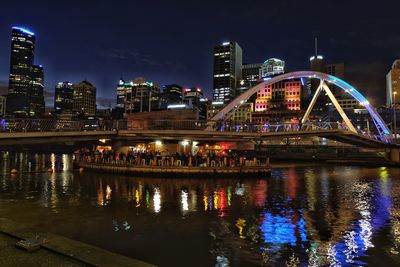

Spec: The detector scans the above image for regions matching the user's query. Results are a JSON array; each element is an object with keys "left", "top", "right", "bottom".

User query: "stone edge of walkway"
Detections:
[{"left": 0, "top": 218, "right": 156, "bottom": 267}]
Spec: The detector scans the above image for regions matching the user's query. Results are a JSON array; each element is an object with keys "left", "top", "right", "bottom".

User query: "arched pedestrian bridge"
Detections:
[{"left": 0, "top": 71, "right": 398, "bottom": 157}]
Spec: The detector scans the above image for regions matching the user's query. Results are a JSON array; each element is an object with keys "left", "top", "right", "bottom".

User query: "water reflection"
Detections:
[{"left": 0, "top": 152, "right": 399, "bottom": 266}]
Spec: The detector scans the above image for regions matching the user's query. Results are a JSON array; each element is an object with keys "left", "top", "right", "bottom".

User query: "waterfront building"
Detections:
[
  {"left": 160, "top": 84, "right": 183, "bottom": 109},
  {"left": 213, "top": 41, "right": 242, "bottom": 103},
  {"left": 386, "top": 59, "right": 400, "bottom": 108},
  {"left": 6, "top": 26, "right": 45, "bottom": 116},
  {"left": 73, "top": 80, "right": 97, "bottom": 116},
  {"left": 54, "top": 81, "right": 74, "bottom": 115},
  {"left": 260, "top": 58, "right": 285, "bottom": 78}
]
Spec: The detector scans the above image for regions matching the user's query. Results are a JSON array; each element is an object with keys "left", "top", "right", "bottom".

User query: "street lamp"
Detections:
[{"left": 394, "top": 91, "right": 397, "bottom": 143}]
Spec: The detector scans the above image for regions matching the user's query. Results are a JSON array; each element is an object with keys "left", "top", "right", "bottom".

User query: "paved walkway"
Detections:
[{"left": 0, "top": 232, "right": 83, "bottom": 267}]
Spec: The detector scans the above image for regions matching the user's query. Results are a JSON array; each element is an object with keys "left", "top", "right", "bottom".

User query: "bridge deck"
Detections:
[{"left": 0, "top": 129, "right": 389, "bottom": 148}]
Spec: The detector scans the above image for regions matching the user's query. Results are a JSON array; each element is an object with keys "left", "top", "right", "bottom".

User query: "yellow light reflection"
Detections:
[
  {"left": 235, "top": 218, "right": 246, "bottom": 239},
  {"left": 203, "top": 194, "right": 208, "bottom": 211}
]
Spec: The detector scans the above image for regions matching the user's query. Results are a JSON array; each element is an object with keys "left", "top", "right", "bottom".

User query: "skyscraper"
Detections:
[
  {"left": 54, "top": 81, "right": 74, "bottom": 115},
  {"left": 6, "top": 26, "right": 44, "bottom": 116},
  {"left": 126, "top": 77, "right": 160, "bottom": 113},
  {"left": 73, "top": 80, "right": 97, "bottom": 116},
  {"left": 160, "top": 84, "right": 183, "bottom": 109},
  {"left": 213, "top": 41, "right": 242, "bottom": 103},
  {"left": 386, "top": 59, "right": 400, "bottom": 108}
]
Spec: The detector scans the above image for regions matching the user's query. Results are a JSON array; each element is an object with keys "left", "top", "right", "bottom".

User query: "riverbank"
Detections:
[
  {"left": 75, "top": 161, "right": 271, "bottom": 177},
  {"left": 0, "top": 218, "right": 155, "bottom": 267}
]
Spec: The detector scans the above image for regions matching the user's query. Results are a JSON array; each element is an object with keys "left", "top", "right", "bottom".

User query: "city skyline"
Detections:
[{"left": 0, "top": 0, "right": 399, "bottom": 108}]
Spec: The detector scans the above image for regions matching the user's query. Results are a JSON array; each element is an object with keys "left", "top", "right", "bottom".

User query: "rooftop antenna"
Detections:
[{"left": 314, "top": 37, "right": 318, "bottom": 57}]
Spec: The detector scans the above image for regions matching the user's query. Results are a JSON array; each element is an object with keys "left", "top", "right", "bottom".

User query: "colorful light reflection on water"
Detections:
[{"left": 0, "top": 152, "right": 400, "bottom": 267}]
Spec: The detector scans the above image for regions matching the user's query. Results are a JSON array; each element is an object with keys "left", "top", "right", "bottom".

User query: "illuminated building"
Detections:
[
  {"left": 125, "top": 77, "right": 160, "bottom": 113},
  {"left": 73, "top": 80, "right": 97, "bottom": 116},
  {"left": 160, "top": 84, "right": 183, "bottom": 109},
  {"left": 213, "top": 41, "right": 242, "bottom": 103},
  {"left": 54, "top": 81, "right": 74, "bottom": 115},
  {"left": 237, "top": 63, "right": 262, "bottom": 96},
  {"left": 6, "top": 26, "right": 45, "bottom": 116},
  {"left": 386, "top": 59, "right": 400, "bottom": 108},
  {"left": 206, "top": 101, "right": 252, "bottom": 123},
  {"left": 116, "top": 78, "right": 133, "bottom": 109},
  {"left": 253, "top": 79, "right": 302, "bottom": 123},
  {"left": 260, "top": 58, "right": 285, "bottom": 78},
  {"left": 183, "top": 87, "right": 204, "bottom": 105}
]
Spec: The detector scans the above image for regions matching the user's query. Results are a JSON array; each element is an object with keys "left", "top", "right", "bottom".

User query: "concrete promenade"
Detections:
[{"left": 0, "top": 218, "right": 156, "bottom": 267}]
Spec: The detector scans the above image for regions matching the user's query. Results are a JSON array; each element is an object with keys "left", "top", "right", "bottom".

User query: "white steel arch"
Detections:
[{"left": 208, "top": 71, "right": 391, "bottom": 138}]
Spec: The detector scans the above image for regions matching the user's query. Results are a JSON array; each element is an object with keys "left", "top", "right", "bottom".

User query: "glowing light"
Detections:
[
  {"left": 153, "top": 187, "right": 161, "bottom": 213},
  {"left": 155, "top": 140, "right": 162, "bottom": 146},
  {"left": 12, "top": 26, "right": 34, "bottom": 35},
  {"left": 222, "top": 41, "right": 230, "bottom": 46},
  {"left": 181, "top": 190, "right": 189, "bottom": 213},
  {"left": 167, "top": 104, "right": 186, "bottom": 109},
  {"left": 181, "top": 140, "right": 189, "bottom": 146},
  {"left": 106, "top": 185, "right": 112, "bottom": 201}
]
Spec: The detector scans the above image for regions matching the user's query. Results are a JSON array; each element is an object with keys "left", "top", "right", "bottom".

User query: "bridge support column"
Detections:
[{"left": 389, "top": 147, "right": 400, "bottom": 163}]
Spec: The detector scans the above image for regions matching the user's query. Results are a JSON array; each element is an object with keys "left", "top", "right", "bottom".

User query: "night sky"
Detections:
[{"left": 0, "top": 0, "right": 399, "bottom": 108}]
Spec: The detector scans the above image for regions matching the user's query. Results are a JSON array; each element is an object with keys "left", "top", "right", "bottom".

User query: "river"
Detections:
[{"left": 0, "top": 152, "right": 399, "bottom": 266}]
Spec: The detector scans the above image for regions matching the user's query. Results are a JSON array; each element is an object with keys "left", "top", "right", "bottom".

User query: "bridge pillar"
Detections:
[{"left": 389, "top": 147, "right": 400, "bottom": 163}]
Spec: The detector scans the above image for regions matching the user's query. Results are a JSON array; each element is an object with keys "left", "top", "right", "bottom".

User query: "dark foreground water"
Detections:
[{"left": 0, "top": 152, "right": 400, "bottom": 266}]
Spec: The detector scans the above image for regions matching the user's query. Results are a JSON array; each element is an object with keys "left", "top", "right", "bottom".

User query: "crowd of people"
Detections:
[{"left": 75, "top": 148, "right": 263, "bottom": 168}]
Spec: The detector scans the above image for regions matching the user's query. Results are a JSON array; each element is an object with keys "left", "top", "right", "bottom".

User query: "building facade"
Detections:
[
  {"left": 73, "top": 80, "right": 96, "bottom": 116},
  {"left": 116, "top": 79, "right": 133, "bottom": 109},
  {"left": 6, "top": 26, "right": 45, "bottom": 116},
  {"left": 125, "top": 77, "right": 160, "bottom": 114},
  {"left": 160, "top": 84, "right": 183, "bottom": 109},
  {"left": 54, "top": 81, "right": 74, "bottom": 115},
  {"left": 183, "top": 87, "right": 204, "bottom": 105},
  {"left": 386, "top": 59, "right": 400, "bottom": 108},
  {"left": 260, "top": 58, "right": 285, "bottom": 78},
  {"left": 213, "top": 41, "right": 242, "bottom": 103},
  {"left": 252, "top": 79, "right": 302, "bottom": 123},
  {"left": 206, "top": 101, "right": 253, "bottom": 123},
  {"left": 237, "top": 63, "right": 262, "bottom": 96}
]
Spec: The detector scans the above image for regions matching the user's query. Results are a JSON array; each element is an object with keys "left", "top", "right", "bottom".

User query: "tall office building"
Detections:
[
  {"left": 325, "top": 63, "right": 345, "bottom": 97},
  {"left": 73, "top": 80, "right": 96, "bottom": 116},
  {"left": 6, "top": 26, "right": 44, "bottom": 116},
  {"left": 126, "top": 77, "right": 160, "bottom": 113},
  {"left": 116, "top": 78, "right": 133, "bottom": 109},
  {"left": 54, "top": 81, "right": 74, "bottom": 115},
  {"left": 386, "top": 59, "right": 400, "bottom": 108},
  {"left": 213, "top": 41, "right": 242, "bottom": 103},
  {"left": 160, "top": 84, "right": 183, "bottom": 109},
  {"left": 237, "top": 63, "right": 262, "bottom": 96},
  {"left": 260, "top": 58, "right": 285, "bottom": 78}
]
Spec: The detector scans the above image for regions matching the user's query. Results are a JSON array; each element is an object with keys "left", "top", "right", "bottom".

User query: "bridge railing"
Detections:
[
  {"left": 0, "top": 118, "right": 384, "bottom": 141},
  {"left": 0, "top": 118, "right": 119, "bottom": 133}
]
